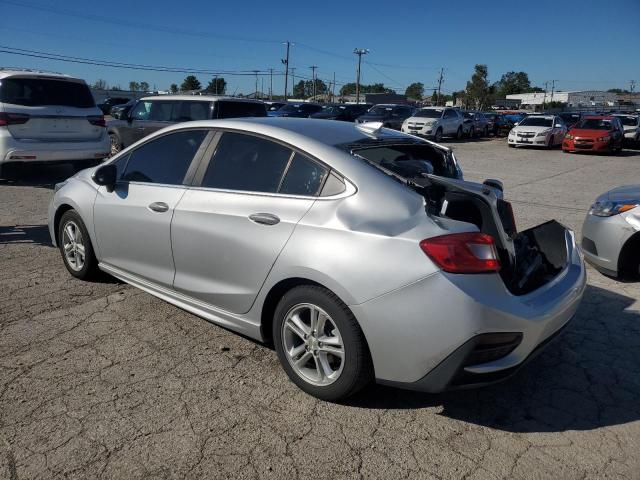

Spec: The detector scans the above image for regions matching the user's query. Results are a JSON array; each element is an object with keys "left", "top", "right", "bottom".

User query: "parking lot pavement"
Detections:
[{"left": 1, "top": 141, "right": 640, "bottom": 480}]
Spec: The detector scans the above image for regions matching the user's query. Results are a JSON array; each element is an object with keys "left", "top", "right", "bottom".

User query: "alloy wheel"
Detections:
[
  {"left": 282, "top": 303, "right": 345, "bottom": 386},
  {"left": 61, "top": 220, "right": 85, "bottom": 271}
]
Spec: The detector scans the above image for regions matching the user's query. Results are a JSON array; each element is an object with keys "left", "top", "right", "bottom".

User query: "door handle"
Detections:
[
  {"left": 137, "top": 127, "right": 145, "bottom": 131},
  {"left": 148, "top": 202, "right": 169, "bottom": 213},
  {"left": 248, "top": 213, "right": 280, "bottom": 226}
]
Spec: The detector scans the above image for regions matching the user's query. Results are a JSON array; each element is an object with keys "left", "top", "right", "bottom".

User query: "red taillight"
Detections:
[
  {"left": 0, "top": 112, "right": 30, "bottom": 126},
  {"left": 420, "top": 232, "right": 500, "bottom": 273},
  {"left": 87, "top": 115, "right": 106, "bottom": 127}
]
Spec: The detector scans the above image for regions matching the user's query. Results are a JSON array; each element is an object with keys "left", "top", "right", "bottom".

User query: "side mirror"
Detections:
[
  {"left": 513, "top": 122, "right": 519, "bottom": 126},
  {"left": 483, "top": 179, "right": 504, "bottom": 193},
  {"left": 554, "top": 124, "right": 562, "bottom": 128},
  {"left": 93, "top": 164, "right": 117, "bottom": 192}
]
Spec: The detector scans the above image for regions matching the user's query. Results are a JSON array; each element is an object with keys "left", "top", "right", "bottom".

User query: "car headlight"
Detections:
[
  {"left": 597, "top": 136, "right": 610, "bottom": 142},
  {"left": 565, "top": 134, "right": 574, "bottom": 140},
  {"left": 536, "top": 129, "right": 551, "bottom": 137},
  {"left": 589, "top": 200, "right": 639, "bottom": 217}
]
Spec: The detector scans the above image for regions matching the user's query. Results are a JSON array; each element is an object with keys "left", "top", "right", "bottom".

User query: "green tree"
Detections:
[
  {"left": 181, "top": 75, "right": 201, "bottom": 91},
  {"left": 293, "top": 79, "right": 328, "bottom": 98},
  {"left": 128, "top": 81, "right": 140, "bottom": 92},
  {"left": 139, "top": 81, "right": 150, "bottom": 92},
  {"left": 339, "top": 82, "right": 393, "bottom": 96},
  {"left": 430, "top": 89, "right": 438, "bottom": 104},
  {"left": 465, "top": 64, "right": 490, "bottom": 109},
  {"left": 92, "top": 79, "right": 108, "bottom": 90},
  {"left": 607, "top": 88, "right": 629, "bottom": 94},
  {"left": 170, "top": 83, "right": 178, "bottom": 94},
  {"left": 528, "top": 86, "right": 545, "bottom": 93},
  {"left": 492, "top": 71, "right": 531, "bottom": 97},
  {"left": 205, "top": 77, "right": 227, "bottom": 95},
  {"left": 293, "top": 80, "right": 306, "bottom": 98},
  {"left": 405, "top": 82, "right": 424, "bottom": 100}
]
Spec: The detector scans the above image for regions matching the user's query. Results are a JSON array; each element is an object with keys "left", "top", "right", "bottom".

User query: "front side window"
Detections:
[
  {"left": 131, "top": 101, "right": 153, "bottom": 120},
  {"left": 201, "top": 132, "right": 292, "bottom": 193},
  {"left": 121, "top": 129, "right": 208, "bottom": 184}
]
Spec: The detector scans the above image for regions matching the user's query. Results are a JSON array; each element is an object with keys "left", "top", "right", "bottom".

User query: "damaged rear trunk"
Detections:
[{"left": 416, "top": 175, "right": 569, "bottom": 295}]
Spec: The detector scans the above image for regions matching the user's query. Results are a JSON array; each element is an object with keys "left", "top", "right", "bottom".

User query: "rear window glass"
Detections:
[
  {"left": 616, "top": 116, "right": 638, "bottom": 126},
  {"left": 216, "top": 101, "right": 266, "bottom": 118},
  {"left": 0, "top": 77, "right": 95, "bottom": 108},
  {"left": 352, "top": 144, "right": 456, "bottom": 179}
]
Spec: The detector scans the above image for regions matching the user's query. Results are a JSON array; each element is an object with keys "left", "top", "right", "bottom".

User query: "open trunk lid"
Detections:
[{"left": 417, "top": 175, "right": 571, "bottom": 295}]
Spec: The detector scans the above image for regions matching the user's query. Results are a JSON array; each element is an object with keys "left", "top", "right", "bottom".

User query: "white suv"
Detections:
[
  {"left": 0, "top": 69, "right": 110, "bottom": 177},
  {"left": 401, "top": 107, "right": 464, "bottom": 142}
]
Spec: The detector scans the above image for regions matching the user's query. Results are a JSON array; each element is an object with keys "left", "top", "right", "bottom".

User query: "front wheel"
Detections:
[
  {"left": 58, "top": 210, "right": 99, "bottom": 280},
  {"left": 483, "top": 126, "right": 489, "bottom": 137},
  {"left": 273, "top": 285, "right": 373, "bottom": 401},
  {"left": 455, "top": 126, "right": 462, "bottom": 139},
  {"left": 434, "top": 128, "right": 443, "bottom": 143}
]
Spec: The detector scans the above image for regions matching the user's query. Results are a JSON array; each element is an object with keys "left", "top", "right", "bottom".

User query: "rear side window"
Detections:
[
  {"left": 122, "top": 129, "right": 207, "bottom": 184},
  {"left": 279, "top": 153, "right": 328, "bottom": 196},
  {"left": 0, "top": 77, "right": 95, "bottom": 108},
  {"left": 216, "top": 101, "right": 266, "bottom": 119},
  {"left": 201, "top": 132, "right": 292, "bottom": 192},
  {"left": 172, "top": 101, "right": 211, "bottom": 121}
]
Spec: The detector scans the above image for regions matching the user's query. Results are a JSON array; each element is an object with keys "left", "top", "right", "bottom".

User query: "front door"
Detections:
[{"left": 93, "top": 128, "right": 210, "bottom": 286}]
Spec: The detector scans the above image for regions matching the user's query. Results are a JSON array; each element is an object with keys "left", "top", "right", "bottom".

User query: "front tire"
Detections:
[
  {"left": 273, "top": 285, "right": 373, "bottom": 401},
  {"left": 455, "top": 126, "right": 462, "bottom": 139},
  {"left": 58, "top": 210, "right": 99, "bottom": 280},
  {"left": 434, "top": 128, "right": 443, "bottom": 143}
]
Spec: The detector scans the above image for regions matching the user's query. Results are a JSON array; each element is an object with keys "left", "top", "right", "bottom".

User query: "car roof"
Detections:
[
  {"left": 139, "top": 95, "right": 263, "bottom": 103},
  {"left": 0, "top": 68, "right": 81, "bottom": 82}
]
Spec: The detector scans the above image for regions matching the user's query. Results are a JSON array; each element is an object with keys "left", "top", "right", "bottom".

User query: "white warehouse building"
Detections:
[{"left": 506, "top": 90, "right": 617, "bottom": 109}]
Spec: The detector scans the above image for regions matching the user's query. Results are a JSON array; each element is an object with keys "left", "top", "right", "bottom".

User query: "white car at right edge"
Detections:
[{"left": 508, "top": 115, "right": 567, "bottom": 148}]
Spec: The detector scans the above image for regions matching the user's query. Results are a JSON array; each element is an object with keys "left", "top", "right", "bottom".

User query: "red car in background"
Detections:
[{"left": 563, "top": 115, "right": 625, "bottom": 154}]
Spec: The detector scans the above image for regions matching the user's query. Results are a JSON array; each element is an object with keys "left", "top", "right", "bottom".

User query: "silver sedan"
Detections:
[
  {"left": 582, "top": 185, "right": 640, "bottom": 278},
  {"left": 48, "top": 118, "right": 586, "bottom": 401}
]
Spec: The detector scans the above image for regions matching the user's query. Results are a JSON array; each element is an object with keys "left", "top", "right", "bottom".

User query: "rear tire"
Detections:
[
  {"left": 483, "top": 126, "right": 489, "bottom": 137},
  {"left": 273, "top": 285, "right": 373, "bottom": 401},
  {"left": 58, "top": 210, "right": 100, "bottom": 280},
  {"left": 455, "top": 126, "right": 462, "bottom": 139}
]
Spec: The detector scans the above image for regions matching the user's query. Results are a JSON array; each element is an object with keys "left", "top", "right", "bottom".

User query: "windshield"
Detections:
[
  {"left": 559, "top": 113, "right": 580, "bottom": 123},
  {"left": 414, "top": 109, "right": 443, "bottom": 118},
  {"left": 615, "top": 116, "right": 638, "bottom": 126},
  {"left": 576, "top": 119, "right": 612, "bottom": 130},
  {"left": 367, "top": 105, "right": 393, "bottom": 115},
  {"left": 320, "top": 106, "right": 345, "bottom": 115},
  {"left": 278, "top": 104, "right": 302, "bottom": 113},
  {"left": 0, "top": 77, "right": 95, "bottom": 108},
  {"left": 518, "top": 117, "right": 553, "bottom": 127}
]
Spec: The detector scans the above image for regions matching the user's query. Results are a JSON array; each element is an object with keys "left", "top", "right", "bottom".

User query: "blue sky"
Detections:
[{"left": 1, "top": 0, "right": 639, "bottom": 95}]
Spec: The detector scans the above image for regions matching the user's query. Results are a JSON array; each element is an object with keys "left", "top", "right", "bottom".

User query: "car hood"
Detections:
[
  {"left": 569, "top": 129, "right": 609, "bottom": 138},
  {"left": 405, "top": 116, "right": 439, "bottom": 123},
  {"left": 598, "top": 185, "right": 640, "bottom": 202},
  {"left": 512, "top": 125, "right": 551, "bottom": 133}
]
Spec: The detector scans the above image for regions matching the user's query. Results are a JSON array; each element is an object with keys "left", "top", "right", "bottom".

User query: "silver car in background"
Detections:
[
  {"left": 48, "top": 118, "right": 585, "bottom": 400},
  {"left": 401, "top": 107, "right": 464, "bottom": 142},
  {"left": 508, "top": 115, "right": 567, "bottom": 148},
  {"left": 582, "top": 185, "right": 640, "bottom": 278}
]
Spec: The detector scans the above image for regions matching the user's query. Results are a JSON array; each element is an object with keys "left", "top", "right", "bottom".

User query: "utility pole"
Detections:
[
  {"left": 310, "top": 66, "right": 318, "bottom": 99},
  {"left": 282, "top": 41, "right": 291, "bottom": 100},
  {"left": 214, "top": 75, "right": 218, "bottom": 95},
  {"left": 332, "top": 72, "right": 336, "bottom": 102},
  {"left": 542, "top": 81, "right": 549, "bottom": 111},
  {"left": 253, "top": 70, "right": 259, "bottom": 99},
  {"left": 631, "top": 80, "right": 637, "bottom": 93},
  {"left": 353, "top": 48, "right": 369, "bottom": 104},
  {"left": 436, "top": 68, "right": 444, "bottom": 106},
  {"left": 268, "top": 68, "right": 273, "bottom": 100},
  {"left": 550, "top": 79, "right": 556, "bottom": 103}
]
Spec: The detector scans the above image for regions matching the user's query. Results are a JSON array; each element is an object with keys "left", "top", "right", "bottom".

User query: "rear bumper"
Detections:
[
  {"left": 0, "top": 131, "right": 110, "bottom": 163},
  {"left": 351, "top": 225, "right": 586, "bottom": 392}
]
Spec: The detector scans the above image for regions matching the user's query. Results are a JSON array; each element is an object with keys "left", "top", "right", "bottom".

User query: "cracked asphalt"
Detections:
[{"left": 1, "top": 138, "right": 640, "bottom": 479}]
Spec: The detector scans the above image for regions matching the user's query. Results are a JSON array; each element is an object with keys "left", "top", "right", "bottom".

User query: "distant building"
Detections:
[{"left": 506, "top": 90, "right": 617, "bottom": 110}]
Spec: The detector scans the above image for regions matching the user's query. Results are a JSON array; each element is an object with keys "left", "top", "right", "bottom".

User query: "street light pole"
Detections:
[
  {"left": 282, "top": 41, "right": 291, "bottom": 100},
  {"left": 310, "top": 65, "right": 317, "bottom": 99},
  {"left": 353, "top": 48, "right": 369, "bottom": 104}
]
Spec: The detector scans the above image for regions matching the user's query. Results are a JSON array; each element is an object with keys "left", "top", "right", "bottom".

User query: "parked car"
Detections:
[
  {"left": 356, "top": 104, "right": 415, "bottom": 130},
  {"left": 107, "top": 95, "right": 266, "bottom": 155},
  {"left": 611, "top": 114, "right": 640, "bottom": 145},
  {"left": 558, "top": 112, "right": 582, "bottom": 129},
  {"left": 97, "top": 97, "right": 130, "bottom": 116},
  {"left": 109, "top": 99, "right": 136, "bottom": 119},
  {"left": 581, "top": 185, "right": 640, "bottom": 278},
  {"left": 462, "top": 111, "right": 490, "bottom": 137},
  {"left": 49, "top": 117, "right": 585, "bottom": 400},
  {"left": 562, "top": 116, "right": 624, "bottom": 154},
  {"left": 483, "top": 113, "right": 514, "bottom": 136},
  {"left": 401, "top": 107, "right": 463, "bottom": 141},
  {"left": 264, "top": 101, "right": 286, "bottom": 116},
  {"left": 270, "top": 103, "right": 322, "bottom": 118},
  {"left": 0, "top": 69, "right": 110, "bottom": 177},
  {"left": 310, "top": 103, "right": 371, "bottom": 122},
  {"left": 508, "top": 115, "right": 567, "bottom": 148}
]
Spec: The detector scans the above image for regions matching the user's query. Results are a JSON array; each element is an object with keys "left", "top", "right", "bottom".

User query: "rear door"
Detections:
[
  {"left": 0, "top": 75, "right": 103, "bottom": 141},
  {"left": 93, "top": 128, "right": 211, "bottom": 287},
  {"left": 171, "top": 131, "right": 328, "bottom": 313}
]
